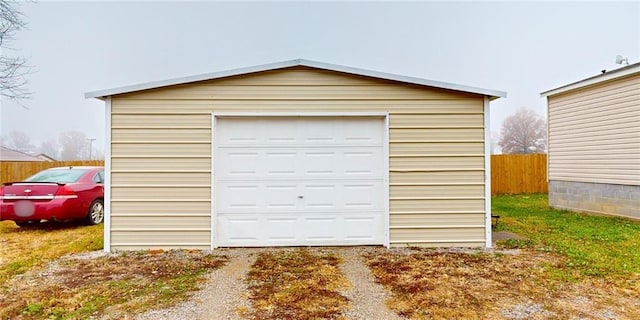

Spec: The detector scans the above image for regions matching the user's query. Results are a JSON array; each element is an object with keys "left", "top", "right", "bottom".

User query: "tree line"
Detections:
[{"left": 1, "top": 130, "right": 104, "bottom": 160}]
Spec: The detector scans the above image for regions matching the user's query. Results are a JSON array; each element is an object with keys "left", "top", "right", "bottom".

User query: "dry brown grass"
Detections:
[
  {"left": 246, "top": 248, "right": 350, "bottom": 320},
  {"left": 0, "top": 220, "right": 103, "bottom": 284},
  {"left": 365, "top": 249, "right": 640, "bottom": 320},
  {"left": 0, "top": 250, "right": 228, "bottom": 319},
  {"left": 0, "top": 220, "right": 228, "bottom": 319}
]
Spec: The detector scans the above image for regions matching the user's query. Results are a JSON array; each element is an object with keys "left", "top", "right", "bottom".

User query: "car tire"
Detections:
[
  {"left": 85, "top": 199, "right": 104, "bottom": 225},
  {"left": 15, "top": 220, "right": 40, "bottom": 228}
]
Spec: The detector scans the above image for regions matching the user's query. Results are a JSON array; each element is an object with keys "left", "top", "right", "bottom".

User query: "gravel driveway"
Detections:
[{"left": 133, "top": 247, "right": 402, "bottom": 320}]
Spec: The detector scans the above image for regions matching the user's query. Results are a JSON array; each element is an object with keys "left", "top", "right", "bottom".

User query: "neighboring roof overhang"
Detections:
[
  {"left": 85, "top": 59, "right": 506, "bottom": 100},
  {"left": 0, "top": 146, "right": 45, "bottom": 162},
  {"left": 541, "top": 61, "right": 640, "bottom": 97}
]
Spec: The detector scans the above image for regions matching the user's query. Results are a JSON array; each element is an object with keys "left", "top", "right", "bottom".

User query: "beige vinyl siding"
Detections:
[
  {"left": 111, "top": 171, "right": 210, "bottom": 184},
  {"left": 390, "top": 228, "right": 485, "bottom": 247},
  {"left": 111, "top": 215, "right": 210, "bottom": 228},
  {"left": 110, "top": 202, "right": 209, "bottom": 214},
  {"left": 112, "top": 129, "right": 211, "bottom": 142},
  {"left": 390, "top": 213, "right": 484, "bottom": 226},
  {"left": 111, "top": 100, "right": 483, "bottom": 114},
  {"left": 548, "top": 73, "right": 640, "bottom": 186},
  {"left": 390, "top": 171, "right": 484, "bottom": 184},
  {"left": 109, "top": 66, "right": 486, "bottom": 250}
]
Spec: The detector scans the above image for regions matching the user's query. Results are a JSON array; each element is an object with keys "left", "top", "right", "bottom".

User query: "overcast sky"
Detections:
[{"left": 1, "top": 1, "right": 638, "bottom": 153}]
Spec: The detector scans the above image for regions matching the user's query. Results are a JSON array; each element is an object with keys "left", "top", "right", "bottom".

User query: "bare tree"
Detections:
[
  {"left": 2, "top": 130, "right": 34, "bottom": 152},
  {"left": 490, "top": 130, "right": 501, "bottom": 154},
  {"left": 1, "top": 0, "right": 30, "bottom": 101},
  {"left": 92, "top": 147, "right": 105, "bottom": 160},
  {"left": 38, "top": 139, "right": 60, "bottom": 159},
  {"left": 498, "top": 108, "right": 547, "bottom": 154},
  {"left": 58, "top": 131, "right": 90, "bottom": 160}
]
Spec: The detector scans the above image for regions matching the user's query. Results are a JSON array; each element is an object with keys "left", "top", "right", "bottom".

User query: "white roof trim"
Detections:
[
  {"left": 541, "top": 61, "right": 640, "bottom": 97},
  {"left": 85, "top": 59, "right": 506, "bottom": 99}
]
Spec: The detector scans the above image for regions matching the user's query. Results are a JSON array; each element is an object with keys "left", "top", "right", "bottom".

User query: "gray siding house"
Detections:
[{"left": 541, "top": 62, "right": 640, "bottom": 219}]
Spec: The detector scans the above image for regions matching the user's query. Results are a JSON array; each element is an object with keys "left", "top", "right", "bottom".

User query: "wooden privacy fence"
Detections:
[
  {"left": 0, "top": 161, "right": 105, "bottom": 184},
  {"left": 491, "top": 154, "right": 548, "bottom": 195},
  {"left": 2, "top": 156, "right": 546, "bottom": 195}
]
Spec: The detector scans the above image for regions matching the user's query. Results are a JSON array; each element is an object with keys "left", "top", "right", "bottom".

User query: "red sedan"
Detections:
[{"left": 0, "top": 166, "right": 104, "bottom": 227}]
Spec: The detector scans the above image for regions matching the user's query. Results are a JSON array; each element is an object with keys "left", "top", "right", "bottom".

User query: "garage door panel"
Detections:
[
  {"left": 305, "top": 217, "right": 339, "bottom": 240},
  {"left": 344, "top": 217, "right": 378, "bottom": 240},
  {"left": 266, "top": 152, "right": 298, "bottom": 176},
  {"left": 304, "top": 151, "right": 337, "bottom": 176},
  {"left": 304, "top": 184, "right": 337, "bottom": 209},
  {"left": 342, "top": 183, "right": 382, "bottom": 209},
  {"left": 266, "top": 184, "right": 298, "bottom": 209},
  {"left": 217, "top": 117, "right": 384, "bottom": 147},
  {"left": 219, "top": 217, "right": 260, "bottom": 244},
  {"left": 217, "top": 181, "right": 384, "bottom": 212},
  {"left": 217, "top": 213, "right": 384, "bottom": 246},
  {"left": 265, "top": 218, "right": 297, "bottom": 241},
  {"left": 222, "top": 184, "right": 259, "bottom": 209},
  {"left": 216, "top": 147, "right": 383, "bottom": 179},
  {"left": 342, "top": 150, "right": 382, "bottom": 176},
  {"left": 218, "top": 151, "right": 260, "bottom": 178}
]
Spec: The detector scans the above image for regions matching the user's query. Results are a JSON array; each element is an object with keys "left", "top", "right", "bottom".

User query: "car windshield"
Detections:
[{"left": 25, "top": 168, "right": 89, "bottom": 183}]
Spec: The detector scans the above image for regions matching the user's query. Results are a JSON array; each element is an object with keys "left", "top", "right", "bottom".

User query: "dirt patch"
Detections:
[
  {"left": 364, "top": 248, "right": 640, "bottom": 320},
  {"left": 492, "top": 231, "right": 526, "bottom": 242},
  {"left": 246, "top": 248, "right": 350, "bottom": 320}
]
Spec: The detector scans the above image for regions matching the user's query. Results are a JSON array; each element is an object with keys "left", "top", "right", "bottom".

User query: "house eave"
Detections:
[
  {"left": 541, "top": 61, "right": 640, "bottom": 97},
  {"left": 85, "top": 59, "right": 506, "bottom": 100}
]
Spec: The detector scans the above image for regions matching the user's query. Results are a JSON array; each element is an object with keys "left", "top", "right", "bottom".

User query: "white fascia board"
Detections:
[
  {"left": 103, "top": 97, "right": 112, "bottom": 252},
  {"left": 210, "top": 114, "right": 217, "bottom": 250},
  {"left": 541, "top": 62, "right": 640, "bottom": 97},
  {"left": 483, "top": 97, "right": 492, "bottom": 248},
  {"left": 300, "top": 60, "right": 507, "bottom": 99},
  {"left": 85, "top": 59, "right": 506, "bottom": 100},
  {"left": 84, "top": 60, "right": 300, "bottom": 99},
  {"left": 383, "top": 113, "right": 391, "bottom": 249},
  {"left": 213, "top": 111, "right": 388, "bottom": 117}
]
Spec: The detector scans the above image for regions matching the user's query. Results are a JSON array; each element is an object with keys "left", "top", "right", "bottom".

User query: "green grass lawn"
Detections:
[{"left": 493, "top": 194, "right": 640, "bottom": 281}]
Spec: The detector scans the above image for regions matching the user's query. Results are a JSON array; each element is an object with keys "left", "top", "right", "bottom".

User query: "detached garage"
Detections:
[{"left": 85, "top": 59, "right": 505, "bottom": 251}]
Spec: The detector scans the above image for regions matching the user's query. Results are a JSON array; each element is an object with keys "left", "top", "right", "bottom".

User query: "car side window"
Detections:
[{"left": 93, "top": 171, "right": 104, "bottom": 184}]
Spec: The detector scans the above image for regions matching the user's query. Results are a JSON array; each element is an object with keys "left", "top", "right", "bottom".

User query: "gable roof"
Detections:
[
  {"left": 35, "top": 153, "right": 57, "bottom": 162},
  {"left": 0, "top": 146, "right": 45, "bottom": 162},
  {"left": 541, "top": 61, "right": 640, "bottom": 97},
  {"left": 85, "top": 59, "right": 506, "bottom": 100}
]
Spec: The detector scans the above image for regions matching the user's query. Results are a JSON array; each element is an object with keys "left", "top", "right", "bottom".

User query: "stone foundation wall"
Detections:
[{"left": 549, "top": 180, "right": 640, "bottom": 219}]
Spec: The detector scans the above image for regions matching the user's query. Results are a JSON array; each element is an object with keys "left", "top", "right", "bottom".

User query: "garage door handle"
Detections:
[{"left": 298, "top": 195, "right": 304, "bottom": 199}]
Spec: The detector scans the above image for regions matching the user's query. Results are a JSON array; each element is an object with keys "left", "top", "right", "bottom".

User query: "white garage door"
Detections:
[{"left": 214, "top": 116, "right": 386, "bottom": 246}]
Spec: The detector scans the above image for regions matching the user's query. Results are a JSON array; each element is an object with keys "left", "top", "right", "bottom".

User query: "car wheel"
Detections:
[
  {"left": 85, "top": 199, "right": 104, "bottom": 225},
  {"left": 15, "top": 220, "right": 40, "bottom": 227}
]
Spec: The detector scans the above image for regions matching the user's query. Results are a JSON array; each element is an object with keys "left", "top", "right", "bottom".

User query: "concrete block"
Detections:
[
  {"left": 623, "top": 185, "right": 640, "bottom": 192},
  {"left": 616, "top": 191, "right": 630, "bottom": 200},
  {"left": 550, "top": 180, "right": 639, "bottom": 218}
]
